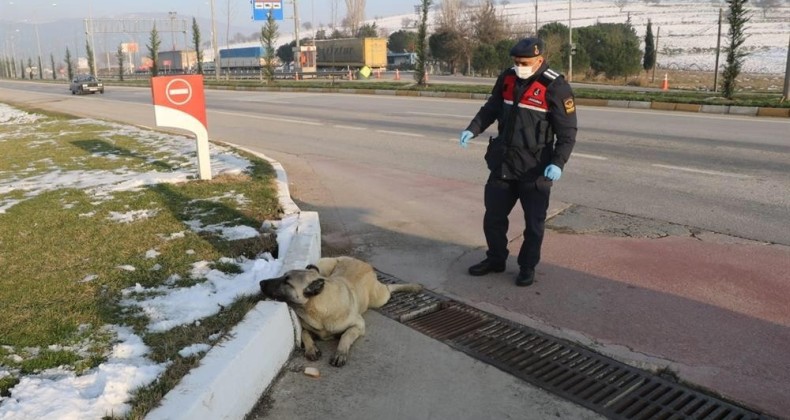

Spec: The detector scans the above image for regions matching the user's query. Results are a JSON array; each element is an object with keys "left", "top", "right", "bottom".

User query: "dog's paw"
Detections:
[
  {"left": 304, "top": 347, "right": 322, "bottom": 361},
  {"left": 329, "top": 352, "right": 347, "bottom": 367}
]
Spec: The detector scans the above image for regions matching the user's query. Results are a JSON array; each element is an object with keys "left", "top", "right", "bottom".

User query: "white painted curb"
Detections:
[{"left": 146, "top": 145, "right": 320, "bottom": 419}]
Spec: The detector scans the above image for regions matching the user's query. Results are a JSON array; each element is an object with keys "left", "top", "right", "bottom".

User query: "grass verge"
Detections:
[{"left": 0, "top": 103, "right": 281, "bottom": 418}]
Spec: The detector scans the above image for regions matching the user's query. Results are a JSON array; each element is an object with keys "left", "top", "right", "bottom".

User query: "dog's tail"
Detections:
[{"left": 387, "top": 283, "right": 422, "bottom": 294}]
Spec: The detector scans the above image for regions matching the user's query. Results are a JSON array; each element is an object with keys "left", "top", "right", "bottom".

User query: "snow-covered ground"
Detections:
[{"left": 0, "top": 103, "right": 294, "bottom": 419}]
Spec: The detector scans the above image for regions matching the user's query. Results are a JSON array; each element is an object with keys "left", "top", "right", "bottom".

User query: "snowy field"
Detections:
[{"left": 363, "top": 0, "right": 789, "bottom": 74}]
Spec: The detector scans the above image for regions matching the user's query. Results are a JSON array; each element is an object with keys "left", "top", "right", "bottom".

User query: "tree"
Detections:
[
  {"left": 65, "top": 48, "right": 74, "bottom": 81},
  {"left": 429, "top": 29, "right": 464, "bottom": 74},
  {"left": 276, "top": 41, "right": 296, "bottom": 64},
  {"left": 85, "top": 40, "right": 95, "bottom": 76},
  {"left": 148, "top": 25, "right": 161, "bottom": 77},
  {"left": 50, "top": 54, "right": 56, "bottom": 80},
  {"left": 388, "top": 30, "right": 419, "bottom": 53},
  {"left": 116, "top": 44, "right": 125, "bottom": 81},
  {"left": 614, "top": 0, "right": 629, "bottom": 12},
  {"left": 643, "top": 19, "right": 656, "bottom": 73},
  {"left": 753, "top": 0, "right": 779, "bottom": 18},
  {"left": 720, "top": 0, "right": 750, "bottom": 99},
  {"left": 414, "top": 0, "right": 432, "bottom": 86},
  {"left": 37, "top": 56, "right": 43, "bottom": 79},
  {"left": 356, "top": 23, "right": 378, "bottom": 38},
  {"left": 577, "top": 22, "right": 641, "bottom": 79},
  {"left": 260, "top": 12, "right": 279, "bottom": 82},
  {"left": 27, "top": 58, "right": 34, "bottom": 79},
  {"left": 471, "top": 0, "right": 507, "bottom": 45},
  {"left": 192, "top": 17, "right": 204, "bottom": 74}
]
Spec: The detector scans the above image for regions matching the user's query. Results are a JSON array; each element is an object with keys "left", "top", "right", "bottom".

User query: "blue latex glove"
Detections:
[
  {"left": 459, "top": 130, "right": 474, "bottom": 148},
  {"left": 544, "top": 164, "right": 562, "bottom": 181}
]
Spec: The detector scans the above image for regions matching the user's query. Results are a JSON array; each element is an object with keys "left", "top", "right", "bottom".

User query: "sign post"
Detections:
[{"left": 151, "top": 75, "right": 211, "bottom": 180}]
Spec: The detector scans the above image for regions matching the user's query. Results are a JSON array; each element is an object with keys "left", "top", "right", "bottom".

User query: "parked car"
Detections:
[{"left": 69, "top": 75, "right": 104, "bottom": 95}]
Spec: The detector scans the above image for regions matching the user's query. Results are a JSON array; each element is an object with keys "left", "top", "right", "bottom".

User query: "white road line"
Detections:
[
  {"left": 333, "top": 125, "right": 366, "bottom": 130},
  {"left": 404, "top": 112, "right": 469, "bottom": 119},
  {"left": 652, "top": 164, "right": 751, "bottom": 178},
  {"left": 573, "top": 153, "right": 608, "bottom": 160},
  {"left": 212, "top": 110, "right": 322, "bottom": 126},
  {"left": 376, "top": 130, "right": 425, "bottom": 137}
]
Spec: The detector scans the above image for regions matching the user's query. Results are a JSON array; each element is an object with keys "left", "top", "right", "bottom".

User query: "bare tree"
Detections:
[
  {"left": 614, "top": 0, "right": 629, "bottom": 12},
  {"left": 753, "top": 0, "right": 780, "bottom": 18},
  {"left": 345, "top": 0, "right": 366, "bottom": 36}
]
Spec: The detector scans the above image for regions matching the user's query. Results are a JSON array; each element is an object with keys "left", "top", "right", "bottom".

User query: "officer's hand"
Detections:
[
  {"left": 544, "top": 164, "right": 562, "bottom": 181},
  {"left": 459, "top": 130, "right": 474, "bottom": 148}
]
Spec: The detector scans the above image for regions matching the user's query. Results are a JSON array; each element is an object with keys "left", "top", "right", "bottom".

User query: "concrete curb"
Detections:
[
  {"left": 199, "top": 84, "right": 789, "bottom": 118},
  {"left": 146, "top": 146, "right": 321, "bottom": 419}
]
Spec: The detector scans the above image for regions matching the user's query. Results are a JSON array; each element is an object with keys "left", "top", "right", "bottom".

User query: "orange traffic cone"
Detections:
[
  {"left": 394, "top": 69, "right": 400, "bottom": 80},
  {"left": 661, "top": 73, "right": 669, "bottom": 91}
]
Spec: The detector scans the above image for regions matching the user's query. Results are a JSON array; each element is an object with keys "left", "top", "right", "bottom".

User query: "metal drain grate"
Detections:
[{"left": 376, "top": 271, "right": 771, "bottom": 420}]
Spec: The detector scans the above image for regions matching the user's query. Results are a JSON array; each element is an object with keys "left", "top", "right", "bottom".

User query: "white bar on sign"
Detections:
[{"left": 169, "top": 88, "right": 189, "bottom": 95}]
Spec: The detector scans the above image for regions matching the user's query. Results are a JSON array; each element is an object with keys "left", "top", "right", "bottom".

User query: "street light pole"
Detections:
[
  {"left": 568, "top": 0, "right": 573, "bottom": 83},
  {"left": 210, "top": 0, "right": 219, "bottom": 80}
]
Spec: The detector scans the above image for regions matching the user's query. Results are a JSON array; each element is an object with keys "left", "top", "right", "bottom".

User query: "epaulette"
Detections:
[{"left": 538, "top": 68, "right": 560, "bottom": 86}]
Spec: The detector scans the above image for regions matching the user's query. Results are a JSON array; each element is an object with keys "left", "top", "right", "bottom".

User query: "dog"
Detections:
[{"left": 260, "top": 256, "right": 422, "bottom": 367}]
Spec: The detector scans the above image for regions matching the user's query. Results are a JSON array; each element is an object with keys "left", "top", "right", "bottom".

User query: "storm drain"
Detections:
[{"left": 376, "top": 270, "right": 771, "bottom": 420}]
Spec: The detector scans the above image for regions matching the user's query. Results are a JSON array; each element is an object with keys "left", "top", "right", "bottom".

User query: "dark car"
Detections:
[{"left": 69, "top": 75, "right": 104, "bottom": 95}]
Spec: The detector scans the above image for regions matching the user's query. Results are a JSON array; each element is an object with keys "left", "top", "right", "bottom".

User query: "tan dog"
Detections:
[{"left": 260, "top": 256, "right": 421, "bottom": 367}]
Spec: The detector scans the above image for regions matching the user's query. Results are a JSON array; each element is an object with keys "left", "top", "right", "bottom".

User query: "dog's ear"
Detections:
[
  {"left": 303, "top": 278, "right": 325, "bottom": 297},
  {"left": 305, "top": 264, "right": 320, "bottom": 272}
]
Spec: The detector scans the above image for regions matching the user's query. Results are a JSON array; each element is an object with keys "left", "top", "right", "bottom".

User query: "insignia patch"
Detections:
[
  {"left": 533, "top": 88, "right": 541, "bottom": 96},
  {"left": 563, "top": 98, "right": 576, "bottom": 114},
  {"left": 534, "top": 44, "right": 540, "bottom": 55}
]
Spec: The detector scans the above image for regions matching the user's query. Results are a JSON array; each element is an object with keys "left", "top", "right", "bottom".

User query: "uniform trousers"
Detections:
[{"left": 483, "top": 177, "right": 550, "bottom": 269}]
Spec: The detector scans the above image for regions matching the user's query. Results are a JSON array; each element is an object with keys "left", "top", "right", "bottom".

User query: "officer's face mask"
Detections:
[{"left": 512, "top": 58, "right": 542, "bottom": 80}]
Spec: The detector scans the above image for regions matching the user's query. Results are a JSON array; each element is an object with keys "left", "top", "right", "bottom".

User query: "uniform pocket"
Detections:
[{"left": 484, "top": 136, "right": 505, "bottom": 171}]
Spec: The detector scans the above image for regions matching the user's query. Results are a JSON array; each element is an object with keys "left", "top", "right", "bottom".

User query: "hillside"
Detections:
[{"left": 369, "top": 0, "right": 789, "bottom": 74}]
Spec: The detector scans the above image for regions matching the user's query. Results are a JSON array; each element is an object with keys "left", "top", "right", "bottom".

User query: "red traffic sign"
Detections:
[{"left": 151, "top": 75, "right": 206, "bottom": 128}]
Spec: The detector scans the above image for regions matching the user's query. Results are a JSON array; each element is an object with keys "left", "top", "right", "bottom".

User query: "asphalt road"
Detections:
[{"left": 2, "top": 80, "right": 789, "bottom": 417}]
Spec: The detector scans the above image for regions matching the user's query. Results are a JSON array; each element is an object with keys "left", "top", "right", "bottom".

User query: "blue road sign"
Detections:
[{"left": 252, "top": 0, "right": 284, "bottom": 21}]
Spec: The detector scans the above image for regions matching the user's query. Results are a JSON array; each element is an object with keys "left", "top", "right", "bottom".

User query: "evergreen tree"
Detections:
[
  {"left": 356, "top": 23, "right": 378, "bottom": 38},
  {"left": 260, "top": 13, "right": 279, "bottom": 82},
  {"left": 50, "top": 54, "right": 57, "bottom": 80},
  {"left": 86, "top": 40, "right": 95, "bottom": 75},
  {"left": 414, "top": 0, "right": 432, "bottom": 85},
  {"left": 192, "top": 17, "right": 204, "bottom": 74},
  {"left": 116, "top": 44, "right": 125, "bottom": 81},
  {"left": 65, "top": 48, "right": 74, "bottom": 81},
  {"left": 148, "top": 25, "right": 161, "bottom": 77},
  {"left": 37, "top": 56, "right": 43, "bottom": 79},
  {"left": 721, "top": 0, "right": 750, "bottom": 99},
  {"left": 643, "top": 19, "right": 656, "bottom": 73}
]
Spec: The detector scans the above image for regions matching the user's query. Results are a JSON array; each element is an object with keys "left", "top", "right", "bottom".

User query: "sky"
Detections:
[
  {"left": 1, "top": 0, "right": 416, "bottom": 27},
  {"left": 0, "top": 103, "right": 297, "bottom": 419}
]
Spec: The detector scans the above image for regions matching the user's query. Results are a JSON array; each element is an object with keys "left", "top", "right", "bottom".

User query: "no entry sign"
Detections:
[{"left": 151, "top": 75, "right": 211, "bottom": 180}]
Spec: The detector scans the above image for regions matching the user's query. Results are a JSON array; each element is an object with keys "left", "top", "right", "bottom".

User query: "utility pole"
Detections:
[
  {"left": 783, "top": 34, "right": 790, "bottom": 102},
  {"left": 294, "top": 0, "right": 300, "bottom": 71},
  {"left": 534, "top": 0, "right": 538, "bottom": 35},
  {"left": 210, "top": 0, "right": 219, "bottom": 80},
  {"left": 652, "top": 26, "right": 660, "bottom": 83},
  {"left": 568, "top": 0, "right": 572, "bottom": 82},
  {"left": 168, "top": 11, "right": 177, "bottom": 51},
  {"left": 713, "top": 8, "right": 722, "bottom": 92}
]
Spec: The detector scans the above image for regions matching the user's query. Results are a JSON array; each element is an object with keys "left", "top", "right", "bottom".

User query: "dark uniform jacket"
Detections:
[{"left": 465, "top": 62, "right": 577, "bottom": 182}]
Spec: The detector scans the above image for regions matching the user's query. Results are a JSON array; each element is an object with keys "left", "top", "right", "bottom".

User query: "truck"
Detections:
[
  {"left": 158, "top": 50, "right": 198, "bottom": 73},
  {"left": 314, "top": 38, "right": 387, "bottom": 69},
  {"left": 219, "top": 46, "right": 266, "bottom": 69}
]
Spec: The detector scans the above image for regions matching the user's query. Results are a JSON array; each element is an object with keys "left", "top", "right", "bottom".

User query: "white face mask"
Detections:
[{"left": 513, "top": 63, "right": 536, "bottom": 80}]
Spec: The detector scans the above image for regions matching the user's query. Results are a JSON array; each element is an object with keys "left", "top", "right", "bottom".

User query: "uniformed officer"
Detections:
[{"left": 459, "top": 37, "right": 577, "bottom": 287}]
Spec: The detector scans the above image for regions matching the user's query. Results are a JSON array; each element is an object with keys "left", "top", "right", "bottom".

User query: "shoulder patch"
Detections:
[{"left": 563, "top": 97, "right": 576, "bottom": 114}]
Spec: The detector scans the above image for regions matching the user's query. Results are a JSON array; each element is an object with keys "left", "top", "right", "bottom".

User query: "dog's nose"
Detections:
[{"left": 259, "top": 278, "right": 284, "bottom": 300}]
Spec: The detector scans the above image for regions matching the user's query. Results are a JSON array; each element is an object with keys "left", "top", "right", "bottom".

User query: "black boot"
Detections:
[
  {"left": 515, "top": 267, "right": 535, "bottom": 287},
  {"left": 468, "top": 259, "right": 506, "bottom": 276}
]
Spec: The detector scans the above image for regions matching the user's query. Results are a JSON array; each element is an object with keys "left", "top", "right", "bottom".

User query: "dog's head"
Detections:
[{"left": 259, "top": 264, "right": 324, "bottom": 306}]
